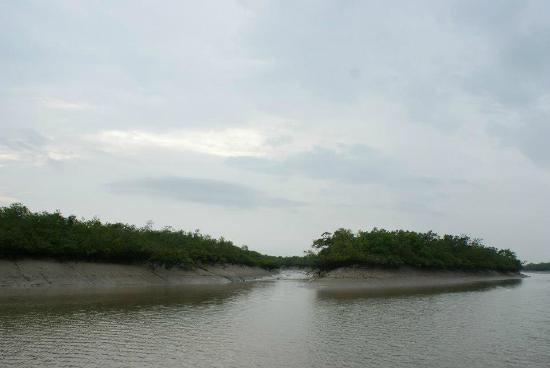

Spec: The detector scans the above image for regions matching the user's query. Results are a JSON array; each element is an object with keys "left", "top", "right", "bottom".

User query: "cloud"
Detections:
[
  {"left": 94, "top": 129, "right": 269, "bottom": 157},
  {"left": 0, "top": 195, "right": 20, "bottom": 205},
  {"left": 40, "top": 98, "right": 95, "bottom": 110},
  {"left": 227, "top": 144, "right": 447, "bottom": 216},
  {"left": 0, "top": 130, "right": 49, "bottom": 152},
  {"left": 452, "top": 0, "right": 550, "bottom": 108},
  {"left": 0, "top": 130, "right": 79, "bottom": 165},
  {"left": 242, "top": 1, "right": 468, "bottom": 116},
  {"left": 107, "top": 176, "right": 302, "bottom": 209},
  {"left": 227, "top": 144, "right": 426, "bottom": 186},
  {"left": 0, "top": 153, "right": 20, "bottom": 162},
  {"left": 489, "top": 111, "right": 550, "bottom": 169},
  {"left": 515, "top": 119, "right": 550, "bottom": 169}
]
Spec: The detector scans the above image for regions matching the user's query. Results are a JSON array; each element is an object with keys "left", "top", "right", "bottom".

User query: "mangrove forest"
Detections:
[
  {"left": 0, "top": 203, "right": 521, "bottom": 272},
  {"left": 0, "top": 203, "right": 281, "bottom": 269},
  {"left": 310, "top": 228, "right": 521, "bottom": 272}
]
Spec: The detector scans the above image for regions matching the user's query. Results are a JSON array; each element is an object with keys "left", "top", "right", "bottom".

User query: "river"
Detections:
[{"left": 1, "top": 271, "right": 549, "bottom": 367}]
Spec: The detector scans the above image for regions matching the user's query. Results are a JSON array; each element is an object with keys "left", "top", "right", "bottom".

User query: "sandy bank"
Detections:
[
  {"left": 312, "top": 266, "right": 525, "bottom": 290},
  {"left": 0, "top": 259, "right": 275, "bottom": 291}
]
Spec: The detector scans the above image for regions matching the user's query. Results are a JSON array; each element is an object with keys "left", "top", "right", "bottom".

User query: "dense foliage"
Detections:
[
  {"left": 310, "top": 228, "right": 521, "bottom": 272},
  {"left": 522, "top": 262, "right": 550, "bottom": 271},
  {"left": 0, "top": 204, "right": 522, "bottom": 272},
  {"left": 0, "top": 204, "right": 281, "bottom": 269}
]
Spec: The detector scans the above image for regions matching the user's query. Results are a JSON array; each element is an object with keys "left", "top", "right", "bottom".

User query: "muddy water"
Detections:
[{"left": 1, "top": 272, "right": 549, "bottom": 367}]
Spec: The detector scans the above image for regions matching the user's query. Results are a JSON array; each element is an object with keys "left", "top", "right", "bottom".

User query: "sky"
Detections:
[{"left": 1, "top": 0, "right": 549, "bottom": 261}]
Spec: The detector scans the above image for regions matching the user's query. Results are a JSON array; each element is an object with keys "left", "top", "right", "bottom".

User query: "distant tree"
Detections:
[{"left": 523, "top": 262, "right": 550, "bottom": 271}]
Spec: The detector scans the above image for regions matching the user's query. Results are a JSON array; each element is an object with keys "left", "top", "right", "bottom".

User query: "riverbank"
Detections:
[
  {"left": 0, "top": 260, "right": 527, "bottom": 295},
  {"left": 312, "top": 266, "right": 525, "bottom": 290},
  {"left": 0, "top": 259, "right": 275, "bottom": 292}
]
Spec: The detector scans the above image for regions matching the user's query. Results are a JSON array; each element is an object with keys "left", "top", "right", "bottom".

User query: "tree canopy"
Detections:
[
  {"left": 310, "top": 228, "right": 521, "bottom": 272},
  {"left": 0, "top": 204, "right": 521, "bottom": 272},
  {"left": 0, "top": 203, "right": 281, "bottom": 269}
]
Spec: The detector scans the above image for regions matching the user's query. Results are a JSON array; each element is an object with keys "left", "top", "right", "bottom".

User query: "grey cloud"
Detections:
[
  {"left": 228, "top": 144, "right": 448, "bottom": 214},
  {"left": 0, "top": 129, "right": 77, "bottom": 167},
  {"left": 244, "top": 1, "right": 409, "bottom": 102},
  {"left": 0, "top": 1, "right": 258, "bottom": 133},
  {"left": 244, "top": 0, "right": 550, "bottom": 133},
  {"left": 517, "top": 119, "right": 550, "bottom": 168},
  {"left": 449, "top": 0, "right": 550, "bottom": 169},
  {"left": 0, "top": 130, "right": 49, "bottom": 153},
  {"left": 244, "top": 2, "right": 463, "bottom": 98},
  {"left": 452, "top": 0, "right": 550, "bottom": 107},
  {"left": 489, "top": 114, "right": 550, "bottom": 169},
  {"left": 107, "top": 177, "right": 302, "bottom": 209},
  {"left": 228, "top": 144, "right": 414, "bottom": 185},
  {"left": 465, "top": 31, "right": 550, "bottom": 108}
]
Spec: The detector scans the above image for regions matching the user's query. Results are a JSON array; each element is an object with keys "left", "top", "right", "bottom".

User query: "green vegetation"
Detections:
[
  {"left": 0, "top": 204, "right": 521, "bottom": 272},
  {"left": 0, "top": 203, "right": 281, "bottom": 269},
  {"left": 522, "top": 262, "right": 550, "bottom": 271},
  {"left": 310, "top": 228, "right": 521, "bottom": 272}
]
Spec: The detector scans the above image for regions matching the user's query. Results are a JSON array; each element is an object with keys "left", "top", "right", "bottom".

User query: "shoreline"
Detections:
[
  {"left": 312, "top": 266, "right": 525, "bottom": 291},
  {"left": 0, "top": 260, "right": 526, "bottom": 296},
  {"left": 0, "top": 259, "right": 275, "bottom": 293}
]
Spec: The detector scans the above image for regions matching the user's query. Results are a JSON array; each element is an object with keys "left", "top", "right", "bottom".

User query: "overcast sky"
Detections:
[{"left": 1, "top": 0, "right": 549, "bottom": 261}]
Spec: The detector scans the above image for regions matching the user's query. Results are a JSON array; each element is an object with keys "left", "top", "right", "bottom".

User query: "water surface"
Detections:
[{"left": 1, "top": 272, "right": 549, "bottom": 367}]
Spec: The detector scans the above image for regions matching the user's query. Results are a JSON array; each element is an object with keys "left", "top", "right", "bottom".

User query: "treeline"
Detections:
[
  {"left": 310, "top": 228, "right": 522, "bottom": 272},
  {"left": 0, "top": 204, "right": 522, "bottom": 272},
  {"left": 0, "top": 204, "right": 281, "bottom": 269},
  {"left": 522, "top": 262, "right": 550, "bottom": 271}
]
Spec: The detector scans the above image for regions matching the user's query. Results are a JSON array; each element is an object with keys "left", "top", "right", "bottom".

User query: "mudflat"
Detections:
[
  {"left": 0, "top": 259, "right": 274, "bottom": 292},
  {"left": 313, "top": 266, "right": 525, "bottom": 291}
]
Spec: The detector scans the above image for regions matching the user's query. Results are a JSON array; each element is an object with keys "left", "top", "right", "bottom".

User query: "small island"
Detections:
[
  {"left": 306, "top": 228, "right": 523, "bottom": 290},
  {"left": 0, "top": 204, "right": 523, "bottom": 291}
]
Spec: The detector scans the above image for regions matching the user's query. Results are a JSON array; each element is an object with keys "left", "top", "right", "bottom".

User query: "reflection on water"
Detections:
[
  {"left": 315, "top": 278, "right": 523, "bottom": 300},
  {"left": 1, "top": 275, "right": 550, "bottom": 368},
  {"left": 0, "top": 283, "right": 256, "bottom": 317}
]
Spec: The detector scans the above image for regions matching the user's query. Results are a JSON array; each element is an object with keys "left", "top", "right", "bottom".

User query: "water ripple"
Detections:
[{"left": 2, "top": 277, "right": 550, "bottom": 367}]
